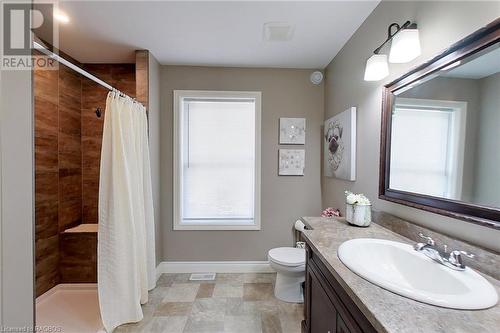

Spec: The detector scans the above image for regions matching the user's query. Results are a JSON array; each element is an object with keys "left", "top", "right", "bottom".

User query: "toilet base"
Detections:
[{"left": 274, "top": 272, "right": 305, "bottom": 303}]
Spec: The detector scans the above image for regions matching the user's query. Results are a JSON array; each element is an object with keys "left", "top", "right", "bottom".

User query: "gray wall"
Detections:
[
  {"left": 323, "top": 0, "right": 500, "bottom": 252},
  {"left": 148, "top": 53, "right": 162, "bottom": 264},
  {"left": 160, "top": 66, "right": 323, "bottom": 261},
  {"left": 0, "top": 68, "right": 35, "bottom": 327},
  {"left": 474, "top": 73, "right": 500, "bottom": 207},
  {"left": 0, "top": 63, "right": 2, "bottom": 325},
  {"left": 0, "top": 2, "right": 34, "bottom": 326}
]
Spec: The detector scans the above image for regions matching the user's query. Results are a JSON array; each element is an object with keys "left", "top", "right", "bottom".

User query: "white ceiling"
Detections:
[
  {"left": 57, "top": 0, "right": 379, "bottom": 68},
  {"left": 444, "top": 46, "right": 500, "bottom": 79}
]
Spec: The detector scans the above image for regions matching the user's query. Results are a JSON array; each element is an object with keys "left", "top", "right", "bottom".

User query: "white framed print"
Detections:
[
  {"left": 279, "top": 149, "right": 305, "bottom": 176},
  {"left": 279, "top": 118, "right": 306, "bottom": 144},
  {"left": 324, "top": 107, "right": 356, "bottom": 181}
]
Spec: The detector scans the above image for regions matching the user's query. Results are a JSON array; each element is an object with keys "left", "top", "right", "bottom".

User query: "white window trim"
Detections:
[
  {"left": 393, "top": 97, "right": 467, "bottom": 198},
  {"left": 173, "top": 90, "right": 262, "bottom": 231}
]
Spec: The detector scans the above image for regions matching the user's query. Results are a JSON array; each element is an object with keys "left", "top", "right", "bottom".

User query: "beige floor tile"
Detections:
[
  {"left": 184, "top": 297, "right": 228, "bottom": 332},
  {"left": 142, "top": 302, "right": 156, "bottom": 318},
  {"left": 163, "top": 283, "right": 200, "bottom": 302},
  {"left": 243, "top": 283, "right": 274, "bottom": 301},
  {"left": 191, "top": 298, "right": 227, "bottom": 320},
  {"left": 243, "top": 273, "right": 276, "bottom": 284},
  {"left": 224, "top": 315, "right": 262, "bottom": 333},
  {"left": 157, "top": 274, "right": 176, "bottom": 287},
  {"left": 118, "top": 274, "right": 301, "bottom": 332},
  {"left": 183, "top": 316, "right": 225, "bottom": 333},
  {"left": 142, "top": 316, "right": 188, "bottom": 333},
  {"left": 277, "top": 302, "right": 303, "bottom": 316},
  {"left": 226, "top": 299, "right": 281, "bottom": 317},
  {"left": 279, "top": 313, "right": 302, "bottom": 333},
  {"left": 173, "top": 273, "right": 198, "bottom": 283},
  {"left": 155, "top": 302, "right": 193, "bottom": 316},
  {"left": 225, "top": 298, "right": 260, "bottom": 316},
  {"left": 254, "top": 300, "right": 281, "bottom": 316},
  {"left": 215, "top": 273, "right": 245, "bottom": 283},
  {"left": 196, "top": 283, "right": 215, "bottom": 298},
  {"left": 262, "top": 314, "right": 283, "bottom": 333},
  {"left": 213, "top": 283, "right": 244, "bottom": 298},
  {"left": 148, "top": 287, "right": 169, "bottom": 305}
]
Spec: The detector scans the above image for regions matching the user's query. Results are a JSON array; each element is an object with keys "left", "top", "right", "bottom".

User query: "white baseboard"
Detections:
[{"left": 156, "top": 261, "right": 273, "bottom": 279}]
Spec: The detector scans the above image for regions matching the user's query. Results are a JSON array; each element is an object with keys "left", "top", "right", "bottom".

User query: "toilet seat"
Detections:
[{"left": 268, "top": 247, "right": 305, "bottom": 267}]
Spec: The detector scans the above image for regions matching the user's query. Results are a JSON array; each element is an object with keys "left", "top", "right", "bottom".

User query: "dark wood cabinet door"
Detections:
[
  {"left": 309, "top": 267, "right": 337, "bottom": 333},
  {"left": 336, "top": 314, "right": 351, "bottom": 333},
  {"left": 304, "top": 244, "right": 377, "bottom": 333}
]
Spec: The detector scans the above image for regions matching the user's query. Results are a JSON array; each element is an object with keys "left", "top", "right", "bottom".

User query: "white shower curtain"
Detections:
[{"left": 98, "top": 92, "right": 156, "bottom": 332}]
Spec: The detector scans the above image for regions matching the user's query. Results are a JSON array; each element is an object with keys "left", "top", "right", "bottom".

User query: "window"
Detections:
[
  {"left": 173, "top": 90, "right": 261, "bottom": 230},
  {"left": 389, "top": 98, "right": 466, "bottom": 199}
]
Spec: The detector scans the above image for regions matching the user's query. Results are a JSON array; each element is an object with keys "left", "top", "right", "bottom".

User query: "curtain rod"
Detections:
[{"left": 33, "top": 41, "right": 133, "bottom": 100}]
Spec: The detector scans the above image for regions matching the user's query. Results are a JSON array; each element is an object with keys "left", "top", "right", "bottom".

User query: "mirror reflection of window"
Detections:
[
  {"left": 390, "top": 99, "right": 466, "bottom": 199},
  {"left": 388, "top": 43, "right": 500, "bottom": 208}
]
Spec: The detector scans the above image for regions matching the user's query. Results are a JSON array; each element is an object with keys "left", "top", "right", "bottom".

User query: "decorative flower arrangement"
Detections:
[
  {"left": 321, "top": 207, "right": 341, "bottom": 218},
  {"left": 345, "top": 191, "right": 371, "bottom": 205},
  {"left": 344, "top": 191, "right": 371, "bottom": 227}
]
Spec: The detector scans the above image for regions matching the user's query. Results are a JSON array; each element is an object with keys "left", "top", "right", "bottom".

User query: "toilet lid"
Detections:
[{"left": 268, "top": 247, "right": 306, "bottom": 267}]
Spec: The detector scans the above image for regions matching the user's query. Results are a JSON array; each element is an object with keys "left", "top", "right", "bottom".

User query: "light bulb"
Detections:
[
  {"left": 364, "top": 54, "right": 389, "bottom": 81},
  {"left": 54, "top": 9, "right": 70, "bottom": 24},
  {"left": 389, "top": 28, "right": 421, "bottom": 63}
]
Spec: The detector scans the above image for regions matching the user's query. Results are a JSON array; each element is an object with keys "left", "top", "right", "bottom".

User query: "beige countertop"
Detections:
[{"left": 301, "top": 216, "right": 500, "bottom": 333}]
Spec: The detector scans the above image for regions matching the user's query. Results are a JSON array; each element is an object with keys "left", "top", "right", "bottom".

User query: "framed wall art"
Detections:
[
  {"left": 279, "top": 149, "right": 305, "bottom": 176},
  {"left": 324, "top": 107, "right": 356, "bottom": 180},
  {"left": 279, "top": 118, "right": 306, "bottom": 144}
]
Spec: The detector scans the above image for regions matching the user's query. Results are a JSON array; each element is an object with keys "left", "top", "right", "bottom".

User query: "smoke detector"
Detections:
[
  {"left": 263, "top": 22, "right": 295, "bottom": 42},
  {"left": 310, "top": 71, "right": 323, "bottom": 85}
]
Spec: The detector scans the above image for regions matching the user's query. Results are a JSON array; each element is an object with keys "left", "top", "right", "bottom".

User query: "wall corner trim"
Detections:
[{"left": 156, "top": 261, "right": 273, "bottom": 280}]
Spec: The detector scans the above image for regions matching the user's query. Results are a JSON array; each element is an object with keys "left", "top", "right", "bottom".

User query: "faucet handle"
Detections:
[
  {"left": 418, "top": 233, "right": 435, "bottom": 246},
  {"left": 448, "top": 250, "right": 475, "bottom": 269},
  {"left": 457, "top": 250, "right": 474, "bottom": 258}
]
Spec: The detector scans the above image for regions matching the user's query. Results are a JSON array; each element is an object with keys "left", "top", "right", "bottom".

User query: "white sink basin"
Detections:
[{"left": 338, "top": 238, "right": 498, "bottom": 309}]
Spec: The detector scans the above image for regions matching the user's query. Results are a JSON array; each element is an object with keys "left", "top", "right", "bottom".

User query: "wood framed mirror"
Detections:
[{"left": 379, "top": 18, "right": 500, "bottom": 229}]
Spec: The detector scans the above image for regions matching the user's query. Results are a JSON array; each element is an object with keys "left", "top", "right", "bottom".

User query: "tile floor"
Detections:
[{"left": 116, "top": 273, "right": 304, "bottom": 333}]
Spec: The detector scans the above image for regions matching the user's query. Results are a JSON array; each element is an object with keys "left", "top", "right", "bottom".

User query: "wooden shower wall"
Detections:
[
  {"left": 34, "top": 56, "right": 137, "bottom": 296},
  {"left": 35, "top": 61, "right": 83, "bottom": 296},
  {"left": 81, "top": 64, "right": 136, "bottom": 225}
]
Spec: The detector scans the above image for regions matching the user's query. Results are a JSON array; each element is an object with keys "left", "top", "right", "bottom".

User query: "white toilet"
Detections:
[{"left": 268, "top": 247, "right": 306, "bottom": 303}]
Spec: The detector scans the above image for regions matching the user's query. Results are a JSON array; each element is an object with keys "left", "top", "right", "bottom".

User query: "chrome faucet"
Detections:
[
  {"left": 413, "top": 233, "right": 474, "bottom": 271},
  {"left": 448, "top": 250, "right": 475, "bottom": 270}
]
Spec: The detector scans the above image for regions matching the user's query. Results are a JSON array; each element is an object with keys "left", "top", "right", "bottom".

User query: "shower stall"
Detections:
[{"left": 33, "top": 43, "right": 152, "bottom": 332}]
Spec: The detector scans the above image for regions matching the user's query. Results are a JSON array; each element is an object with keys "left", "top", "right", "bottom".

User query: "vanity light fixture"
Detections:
[
  {"left": 364, "top": 54, "right": 389, "bottom": 81},
  {"left": 364, "top": 21, "right": 420, "bottom": 81},
  {"left": 389, "top": 24, "right": 421, "bottom": 63}
]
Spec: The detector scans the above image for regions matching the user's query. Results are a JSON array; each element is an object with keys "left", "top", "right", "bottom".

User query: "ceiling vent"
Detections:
[{"left": 263, "top": 22, "right": 295, "bottom": 42}]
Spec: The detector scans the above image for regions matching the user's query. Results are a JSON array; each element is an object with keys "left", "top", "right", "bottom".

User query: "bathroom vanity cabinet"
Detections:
[{"left": 302, "top": 243, "right": 377, "bottom": 333}]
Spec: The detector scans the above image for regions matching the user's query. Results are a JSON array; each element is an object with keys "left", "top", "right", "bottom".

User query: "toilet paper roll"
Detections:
[{"left": 294, "top": 219, "right": 306, "bottom": 232}]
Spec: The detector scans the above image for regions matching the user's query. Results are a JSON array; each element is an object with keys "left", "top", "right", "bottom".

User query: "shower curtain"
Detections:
[{"left": 98, "top": 92, "right": 156, "bottom": 332}]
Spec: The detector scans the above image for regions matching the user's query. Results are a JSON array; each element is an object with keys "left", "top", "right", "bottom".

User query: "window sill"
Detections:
[{"left": 174, "top": 220, "right": 261, "bottom": 231}]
